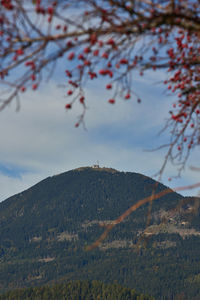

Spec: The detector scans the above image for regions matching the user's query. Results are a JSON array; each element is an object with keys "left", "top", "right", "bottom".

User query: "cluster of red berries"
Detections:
[
  {"left": 1, "top": 0, "right": 13, "bottom": 10},
  {"left": 63, "top": 28, "right": 148, "bottom": 111}
]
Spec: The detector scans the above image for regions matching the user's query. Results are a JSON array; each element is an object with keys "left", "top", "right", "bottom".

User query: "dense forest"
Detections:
[
  {"left": 0, "top": 167, "right": 200, "bottom": 299},
  {"left": 0, "top": 280, "right": 154, "bottom": 300}
]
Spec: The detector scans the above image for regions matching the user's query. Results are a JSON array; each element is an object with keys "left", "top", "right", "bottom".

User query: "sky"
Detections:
[{"left": 0, "top": 66, "right": 200, "bottom": 203}]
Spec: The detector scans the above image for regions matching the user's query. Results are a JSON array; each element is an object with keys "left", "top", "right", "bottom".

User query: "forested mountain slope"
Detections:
[
  {"left": 0, "top": 280, "right": 154, "bottom": 300},
  {"left": 0, "top": 167, "right": 200, "bottom": 299}
]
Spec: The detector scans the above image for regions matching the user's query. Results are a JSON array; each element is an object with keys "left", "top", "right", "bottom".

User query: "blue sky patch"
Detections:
[{"left": 0, "top": 163, "right": 28, "bottom": 179}]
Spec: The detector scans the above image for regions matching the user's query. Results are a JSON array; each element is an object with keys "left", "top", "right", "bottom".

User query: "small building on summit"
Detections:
[{"left": 92, "top": 164, "right": 100, "bottom": 169}]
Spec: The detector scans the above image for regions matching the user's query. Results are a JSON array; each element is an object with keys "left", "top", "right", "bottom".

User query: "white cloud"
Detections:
[
  {"left": 0, "top": 78, "right": 199, "bottom": 202},
  {"left": 0, "top": 171, "right": 45, "bottom": 201}
]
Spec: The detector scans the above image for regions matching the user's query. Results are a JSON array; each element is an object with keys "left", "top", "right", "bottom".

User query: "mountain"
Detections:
[
  {"left": 0, "top": 166, "right": 200, "bottom": 299},
  {"left": 0, "top": 280, "right": 154, "bottom": 300}
]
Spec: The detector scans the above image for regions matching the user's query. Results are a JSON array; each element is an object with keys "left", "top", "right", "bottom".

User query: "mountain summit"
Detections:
[{"left": 0, "top": 167, "right": 200, "bottom": 299}]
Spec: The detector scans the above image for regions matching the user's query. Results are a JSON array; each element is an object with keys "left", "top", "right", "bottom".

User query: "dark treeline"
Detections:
[{"left": 0, "top": 280, "right": 154, "bottom": 300}]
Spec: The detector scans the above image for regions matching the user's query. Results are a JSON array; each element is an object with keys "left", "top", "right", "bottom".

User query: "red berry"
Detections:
[
  {"left": 93, "top": 49, "right": 99, "bottom": 56},
  {"left": 90, "top": 33, "right": 97, "bottom": 45},
  {"left": 119, "top": 58, "right": 128, "bottom": 64},
  {"left": 98, "top": 41, "right": 103, "bottom": 47},
  {"left": 80, "top": 96, "right": 85, "bottom": 104},
  {"left": 68, "top": 52, "right": 75, "bottom": 60},
  {"left": 21, "top": 86, "right": 26, "bottom": 92},
  {"left": 65, "top": 70, "right": 72, "bottom": 77},
  {"left": 88, "top": 72, "right": 97, "bottom": 79},
  {"left": 67, "top": 90, "right": 73, "bottom": 95},
  {"left": 31, "top": 74, "right": 36, "bottom": 81},
  {"left": 67, "top": 41, "right": 73, "bottom": 47},
  {"left": 78, "top": 54, "right": 84, "bottom": 60},
  {"left": 102, "top": 52, "right": 109, "bottom": 59},
  {"left": 99, "top": 69, "right": 108, "bottom": 76},
  {"left": 25, "top": 61, "right": 33, "bottom": 66},
  {"left": 47, "top": 7, "right": 54, "bottom": 14},
  {"left": 125, "top": 93, "right": 130, "bottom": 99},
  {"left": 32, "top": 84, "right": 38, "bottom": 90},
  {"left": 68, "top": 80, "right": 78, "bottom": 88},
  {"left": 84, "top": 60, "right": 91, "bottom": 66},
  {"left": 108, "top": 99, "right": 115, "bottom": 104},
  {"left": 107, "top": 38, "right": 115, "bottom": 46},
  {"left": 16, "top": 49, "right": 24, "bottom": 55},
  {"left": 108, "top": 71, "right": 113, "bottom": 78},
  {"left": 56, "top": 24, "right": 61, "bottom": 30},
  {"left": 106, "top": 84, "right": 112, "bottom": 89},
  {"left": 65, "top": 103, "right": 72, "bottom": 109},
  {"left": 84, "top": 47, "right": 90, "bottom": 54}
]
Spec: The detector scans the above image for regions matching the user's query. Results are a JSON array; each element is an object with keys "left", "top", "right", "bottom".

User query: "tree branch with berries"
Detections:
[{"left": 0, "top": 0, "right": 199, "bottom": 177}]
